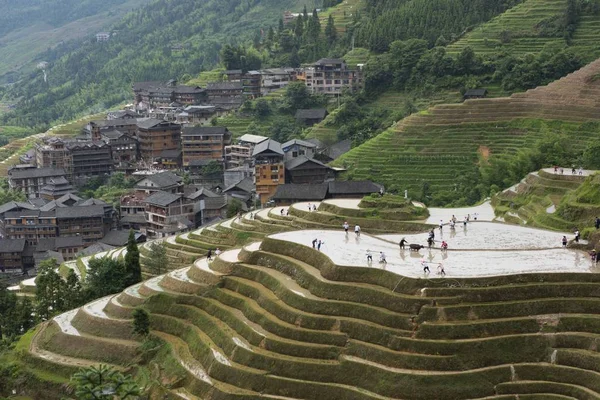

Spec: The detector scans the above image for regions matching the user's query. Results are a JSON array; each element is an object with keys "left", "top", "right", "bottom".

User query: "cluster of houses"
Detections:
[
  {"left": 0, "top": 58, "right": 374, "bottom": 275},
  {"left": 132, "top": 58, "right": 363, "bottom": 123}
]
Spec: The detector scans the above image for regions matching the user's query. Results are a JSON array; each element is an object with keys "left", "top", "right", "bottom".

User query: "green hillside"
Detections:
[
  {"left": 0, "top": 0, "right": 151, "bottom": 82},
  {"left": 334, "top": 57, "right": 600, "bottom": 205},
  {"left": 447, "top": 0, "right": 600, "bottom": 62}
]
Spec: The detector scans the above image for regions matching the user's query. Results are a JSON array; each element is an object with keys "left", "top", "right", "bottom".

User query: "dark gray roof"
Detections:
[
  {"left": 109, "top": 110, "right": 140, "bottom": 119},
  {"left": 328, "top": 180, "right": 382, "bottom": 195},
  {"left": 100, "top": 230, "right": 131, "bottom": 246},
  {"left": 252, "top": 139, "right": 284, "bottom": 157},
  {"left": 91, "top": 119, "right": 137, "bottom": 128},
  {"left": 34, "top": 250, "right": 64, "bottom": 266},
  {"left": 187, "top": 187, "right": 218, "bottom": 200},
  {"left": 223, "top": 177, "right": 254, "bottom": 194},
  {"left": 9, "top": 167, "right": 66, "bottom": 180},
  {"left": 56, "top": 193, "right": 82, "bottom": 204},
  {"left": 327, "top": 139, "right": 352, "bottom": 160},
  {"left": 55, "top": 205, "right": 105, "bottom": 219},
  {"left": 77, "top": 198, "right": 107, "bottom": 207},
  {"left": 224, "top": 69, "right": 243, "bottom": 74},
  {"left": 137, "top": 171, "right": 182, "bottom": 188},
  {"left": 0, "top": 201, "right": 36, "bottom": 215},
  {"left": 173, "top": 85, "right": 204, "bottom": 94},
  {"left": 36, "top": 237, "right": 83, "bottom": 252},
  {"left": 136, "top": 118, "right": 180, "bottom": 130},
  {"left": 315, "top": 58, "right": 345, "bottom": 66},
  {"left": 285, "top": 156, "right": 333, "bottom": 171},
  {"left": 79, "top": 243, "right": 115, "bottom": 256},
  {"left": 66, "top": 141, "right": 110, "bottom": 150},
  {"left": 182, "top": 126, "right": 230, "bottom": 136},
  {"left": 306, "top": 138, "right": 325, "bottom": 149},
  {"left": 100, "top": 129, "right": 125, "bottom": 140},
  {"left": 203, "top": 196, "right": 228, "bottom": 210},
  {"left": 295, "top": 109, "right": 327, "bottom": 120},
  {"left": 120, "top": 214, "right": 146, "bottom": 224},
  {"left": 0, "top": 239, "right": 26, "bottom": 253},
  {"left": 4, "top": 210, "right": 41, "bottom": 218},
  {"left": 282, "top": 139, "right": 317, "bottom": 150},
  {"left": 464, "top": 89, "right": 488, "bottom": 97},
  {"left": 206, "top": 82, "right": 243, "bottom": 90},
  {"left": 133, "top": 81, "right": 163, "bottom": 91},
  {"left": 272, "top": 184, "right": 328, "bottom": 201},
  {"left": 145, "top": 191, "right": 182, "bottom": 207}
]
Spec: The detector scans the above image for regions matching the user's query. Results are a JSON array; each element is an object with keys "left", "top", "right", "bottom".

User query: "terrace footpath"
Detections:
[{"left": 20, "top": 199, "right": 600, "bottom": 399}]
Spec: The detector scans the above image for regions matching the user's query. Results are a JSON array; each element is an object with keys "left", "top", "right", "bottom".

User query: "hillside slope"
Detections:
[
  {"left": 15, "top": 204, "right": 600, "bottom": 399},
  {"left": 0, "top": 0, "right": 150, "bottom": 82},
  {"left": 334, "top": 57, "right": 600, "bottom": 202},
  {"left": 446, "top": 0, "right": 600, "bottom": 62}
]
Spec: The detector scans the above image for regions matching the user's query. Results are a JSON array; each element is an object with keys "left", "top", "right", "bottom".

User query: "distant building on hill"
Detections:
[
  {"left": 295, "top": 108, "right": 328, "bottom": 126},
  {"left": 304, "top": 58, "right": 363, "bottom": 95},
  {"left": 96, "top": 32, "right": 111, "bottom": 42},
  {"left": 8, "top": 166, "right": 68, "bottom": 198},
  {"left": 133, "top": 80, "right": 206, "bottom": 111},
  {"left": 463, "top": 88, "right": 488, "bottom": 100}
]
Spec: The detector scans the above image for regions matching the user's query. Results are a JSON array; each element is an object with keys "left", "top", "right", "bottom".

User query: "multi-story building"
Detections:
[
  {"left": 252, "top": 139, "right": 285, "bottom": 205},
  {"left": 182, "top": 126, "right": 232, "bottom": 167},
  {"left": 0, "top": 239, "right": 33, "bottom": 273},
  {"left": 8, "top": 166, "right": 68, "bottom": 198},
  {"left": 260, "top": 68, "right": 297, "bottom": 95},
  {"left": 66, "top": 141, "right": 113, "bottom": 182},
  {"left": 224, "top": 133, "right": 267, "bottom": 169},
  {"left": 242, "top": 71, "right": 262, "bottom": 98},
  {"left": 56, "top": 205, "right": 109, "bottom": 244},
  {"left": 35, "top": 236, "right": 84, "bottom": 261},
  {"left": 223, "top": 70, "right": 243, "bottom": 81},
  {"left": 134, "top": 171, "right": 183, "bottom": 195},
  {"left": 35, "top": 138, "right": 72, "bottom": 173},
  {"left": 2, "top": 209, "right": 57, "bottom": 244},
  {"left": 133, "top": 80, "right": 206, "bottom": 111},
  {"left": 101, "top": 129, "right": 138, "bottom": 169},
  {"left": 143, "top": 191, "right": 199, "bottom": 238},
  {"left": 205, "top": 82, "right": 244, "bottom": 109},
  {"left": 304, "top": 58, "right": 363, "bottom": 95},
  {"left": 224, "top": 164, "right": 254, "bottom": 188},
  {"left": 136, "top": 119, "right": 182, "bottom": 162},
  {"left": 96, "top": 32, "right": 111, "bottom": 42}
]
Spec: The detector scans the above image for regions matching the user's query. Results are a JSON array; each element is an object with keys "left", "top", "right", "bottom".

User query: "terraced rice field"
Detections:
[
  {"left": 319, "top": 0, "right": 365, "bottom": 34},
  {"left": 447, "top": 0, "right": 600, "bottom": 61},
  {"left": 20, "top": 200, "right": 600, "bottom": 399},
  {"left": 335, "top": 57, "right": 600, "bottom": 195}
]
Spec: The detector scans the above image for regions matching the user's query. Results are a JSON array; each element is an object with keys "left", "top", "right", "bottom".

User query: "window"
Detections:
[
  {"left": 292, "top": 151, "right": 298, "bottom": 157},
  {"left": 271, "top": 175, "right": 279, "bottom": 180}
]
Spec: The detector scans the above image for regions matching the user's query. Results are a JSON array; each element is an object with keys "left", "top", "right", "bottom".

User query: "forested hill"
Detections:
[
  {"left": 1, "top": 0, "right": 316, "bottom": 129},
  {"left": 0, "top": 0, "right": 150, "bottom": 82},
  {"left": 354, "top": 0, "right": 522, "bottom": 51}
]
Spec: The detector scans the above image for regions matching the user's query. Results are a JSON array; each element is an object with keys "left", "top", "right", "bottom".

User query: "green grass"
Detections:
[{"left": 186, "top": 68, "right": 226, "bottom": 87}]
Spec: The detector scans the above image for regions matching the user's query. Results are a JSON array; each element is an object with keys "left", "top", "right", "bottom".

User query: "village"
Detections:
[{"left": 0, "top": 58, "right": 374, "bottom": 276}]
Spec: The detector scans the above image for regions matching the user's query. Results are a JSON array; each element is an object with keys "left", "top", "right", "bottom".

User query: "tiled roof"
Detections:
[
  {"left": 294, "top": 109, "right": 327, "bottom": 120},
  {"left": 137, "top": 171, "right": 182, "bottom": 188},
  {"left": 182, "top": 126, "right": 230, "bottom": 136},
  {"left": 0, "top": 239, "right": 26, "bottom": 253},
  {"left": 9, "top": 167, "right": 66, "bottom": 180},
  {"left": 252, "top": 139, "right": 283, "bottom": 157},
  {"left": 285, "top": 155, "right": 332, "bottom": 171},
  {"left": 328, "top": 180, "right": 382, "bottom": 195},
  {"left": 282, "top": 139, "right": 318, "bottom": 150},
  {"left": 223, "top": 177, "right": 255, "bottom": 194},
  {"left": 145, "top": 191, "right": 182, "bottom": 207},
  {"left": 272, "top": 183, "right": 328, "bottom": 201},
  {"left": 55, "top": 205, "right": 105, "bottom": 219},
  {"left": 100, "top": 230, "right": 131, "bottom": 247}
]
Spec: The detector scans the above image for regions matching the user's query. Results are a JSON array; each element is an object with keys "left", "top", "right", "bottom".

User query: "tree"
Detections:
[
  {"left": 283, "top": 81, "right": 312, "bottom": 110},
  {"left": 124, "top": 230, "right": 141, "bottom": 286},
  {"left": 145, "top": 242, "right": 168, "bottom": 276},
  {"left": 71, "top": 365, "right": 141, "bottom": 400},
  {"left": 35, "top": 258, "right": 66, "bottom": 321},
  {"left": 226, "top": 199, "right": 244, "bottom": 218},
  {"left": 307, "top": 9, "right": 321, "bottom": 40},
  {"left": 132, "top": 308, "right": 150, "bottom": 337},
  {"left": 85, "top": 258, "right": 128, "bottom": 299},
  {"left": 0, "top": 285, "right": 34, "bottom": 342},
  {"left": 294, "top": 16, "right": 304, "bottom": 37},
  {"left": 325, "top": 15, "right": 337, "bottom": 44},
  {"left": 254, "top": 99, "right": 271, "bottom": 117},
  {"left": 64, "top": 270, "right": 85, "bottom": 310}
]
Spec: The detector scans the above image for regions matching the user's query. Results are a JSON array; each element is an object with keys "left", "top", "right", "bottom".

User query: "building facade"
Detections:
[
  {"left": 136, "top": 119, "right": 182, "bottom": 162},
  {"left": 252, "top": 139, "right": 285, "bottom": 205},
  {"left": 304, "top": 58, "right": 363, "bottom": 95},
  {"left": 8, "top": 167, "right": 68, "bottom": 198},
  {"left": 182, "top": 127, "right": 232, "bottom": 167},
  {"left": 67, "top": 141, "right": 113, "bottom": 181}
]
